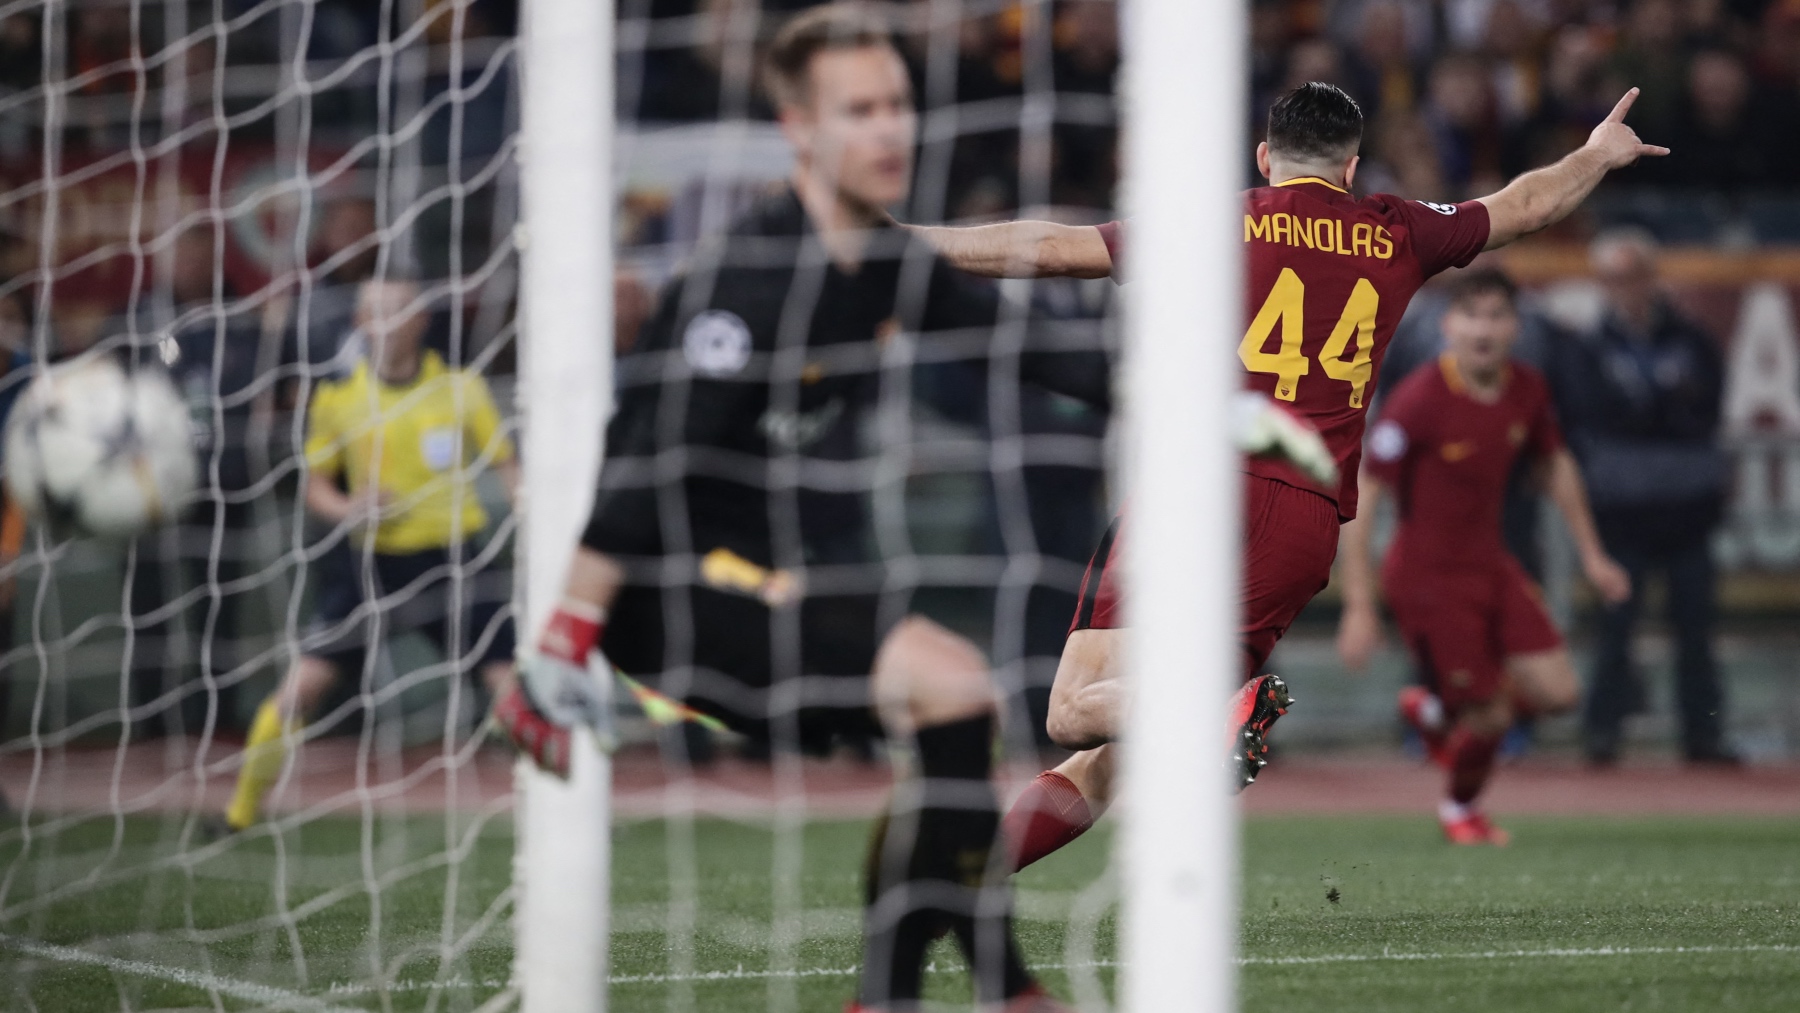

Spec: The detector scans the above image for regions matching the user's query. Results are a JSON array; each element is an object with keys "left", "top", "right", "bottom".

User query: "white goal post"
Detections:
[
  {"left": 514, "top": 0, "right": 614, "bottom": 1011},
  {"left": 1119, "top": 0, "right": 1243, "bottom": 1011}
]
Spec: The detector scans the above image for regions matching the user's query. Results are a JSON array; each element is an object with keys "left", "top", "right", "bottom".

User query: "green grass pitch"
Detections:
[{"left": 3, "top": 811, "right": 1798, "bottom": 1011}]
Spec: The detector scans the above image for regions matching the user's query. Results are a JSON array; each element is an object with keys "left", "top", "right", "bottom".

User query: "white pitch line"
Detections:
[
  {"left": 1240, "top": 943, "right": 1800, "bottom": 967},
  {"left": 600, "top": 942, "right": 1800, "bottom": 985},
  {"left": 0, "top": 934, "right": 367, "bottom": 1013},
  {"left": 13, "top": 936, "right": 1796, "bottom": 1001}
]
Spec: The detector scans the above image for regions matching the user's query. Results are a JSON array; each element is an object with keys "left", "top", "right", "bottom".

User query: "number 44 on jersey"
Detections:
[{"left": 1239, "top": 267, "right": 1378, "bottom": 409}]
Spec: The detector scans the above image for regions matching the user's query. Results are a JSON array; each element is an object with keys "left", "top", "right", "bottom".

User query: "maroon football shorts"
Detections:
[
  {"left": 1068, "top": 475, "right": 1341, "bottom": 682},
  {"left": 1383, "top": 553, "right": 1563, "bottom": 711}
]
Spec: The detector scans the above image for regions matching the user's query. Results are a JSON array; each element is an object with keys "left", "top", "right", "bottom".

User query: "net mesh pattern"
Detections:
[{"left": 0, "top": 1, "right": 1121, "bottom": 1009}]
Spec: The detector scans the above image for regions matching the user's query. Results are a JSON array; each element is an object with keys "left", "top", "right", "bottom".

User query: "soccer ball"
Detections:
[{"left": 4, "top": 356, "right": 199, "bottom": 537}]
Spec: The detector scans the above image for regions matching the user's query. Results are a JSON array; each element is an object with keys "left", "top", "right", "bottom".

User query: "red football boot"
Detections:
[
  {"left": 1228, "top": 673, "right": 1294, "bottom": 792},
  {"left": 1440, "top": 808, "right": 1510, "bottom": 847},
  {"left": 1397, "top": 686, "right": 1450, "bottom": 768}
]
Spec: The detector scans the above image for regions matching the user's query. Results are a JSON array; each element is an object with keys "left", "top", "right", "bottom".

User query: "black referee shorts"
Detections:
[{"left": 302, "top": 540, "right": 517, "bottom": 677}]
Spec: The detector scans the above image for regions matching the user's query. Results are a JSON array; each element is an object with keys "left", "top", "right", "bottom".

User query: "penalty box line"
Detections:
[{"left": 0, "top": 933, "right": 367, "bottom": 1013}]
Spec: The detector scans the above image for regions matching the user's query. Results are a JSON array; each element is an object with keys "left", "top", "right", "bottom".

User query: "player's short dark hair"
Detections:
[
  {"left": 1445, "top": 267, "right": 1518, "bottom": 311},
  {"left": 1266, "top": 82, "right": 1364, "bottom": 164},
  {"left": 762, "top": 4, "right": 896, "bottom": 110}
]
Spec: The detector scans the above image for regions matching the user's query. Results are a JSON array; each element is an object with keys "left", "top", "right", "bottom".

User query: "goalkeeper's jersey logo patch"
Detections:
[{"left": 683, "top": 310, "right": 753, "bottom": 377}]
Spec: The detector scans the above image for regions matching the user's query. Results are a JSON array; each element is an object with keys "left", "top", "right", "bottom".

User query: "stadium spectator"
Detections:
[
  {"left": 634, "top": 0, "right": 769, "bottom": 122},
  {"left": 1654, "top": 47, "right": 1796, "bottom": 189},
  {"left": 70, "top": 5, "right": 134, "bottom": 99},
  {"left": 1330, "top": 0, "right": 1438, "bottom": 65},
  {"left": 1481, "top": 2, "right": 1553, "bottom": 126},
  {"left": 1359, "top": 109, "right": 1452, "bottom": 200},
  {"left": 1252, "top": 0, "right": 1299, "bottom": 111},
  {"left": 1271, "top": 36, "right": 1356, "bottom": 117},
  {"left": 1512, "top": 23, "right": 1612, "bottom": 172},
  {"left": 1550, "top": 229, "right": 1734, "bottom": 766},
  {"left": 212, "top": 276, "right": 519, "bottom": 834},
  {"left": 1339, "top": 0, "right": 1429, "bottom": 116},
  {"left": 1422, "top": 51, "right": 1509, "bottom": 196},
  {"left": 1604, "top": 0, "right": 1690, "bottom": 139},
  {"left": 287, "top": 196, "right": 381, "bottom": 376},
  {"left": 1751, "top": 2, "right": 1800, "bottom": 91},
  {"left": 1051, "top": 0, "right": 1118, "bottom": 94},
  {"left": 0, "top": 12, "right": 41, "bottom": 93},
  {"left": 1049, "top": 0, "right": 1120, "bottom": 207}
]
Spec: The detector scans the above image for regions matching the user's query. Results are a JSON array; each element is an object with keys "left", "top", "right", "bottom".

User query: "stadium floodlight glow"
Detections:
[
  {"left": 1118, "top": 0, "right": 1244, "bottom": 1011},
  {"left": 515, "top": 0, "right": 614, "bottom": 1010}
]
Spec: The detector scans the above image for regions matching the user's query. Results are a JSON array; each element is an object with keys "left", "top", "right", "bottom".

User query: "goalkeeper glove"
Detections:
[{"left": 495, "top": 602, "right": 611, "bottom": 778}]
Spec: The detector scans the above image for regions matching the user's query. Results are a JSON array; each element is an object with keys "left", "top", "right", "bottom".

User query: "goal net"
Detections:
[{"left": 0, "top": 1, "right": 1229, "bottom": 1010}]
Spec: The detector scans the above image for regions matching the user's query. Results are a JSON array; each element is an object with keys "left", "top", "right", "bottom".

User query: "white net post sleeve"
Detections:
[
  {"left": 1119, "top": 0, "right": 1242, "bottom": 1011},
  {"left": 513, "top": 0, "right": 613, "bottom": 1011}
]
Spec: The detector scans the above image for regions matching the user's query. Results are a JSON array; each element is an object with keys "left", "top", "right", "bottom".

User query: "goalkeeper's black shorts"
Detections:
[{"left": 600, "top": 574, "right": 890, "bottom": 751}]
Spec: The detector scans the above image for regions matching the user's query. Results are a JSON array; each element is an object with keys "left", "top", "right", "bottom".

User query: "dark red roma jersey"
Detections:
[
  {"left": 1364, "top": 354, "right": 1563, "bottom": 571},
  {"left": 1237, "top": 178, "right": 1490, "bottom": 518},
  {"left": 1097, "top": 179, "right": 1488, "bottom": 518}
]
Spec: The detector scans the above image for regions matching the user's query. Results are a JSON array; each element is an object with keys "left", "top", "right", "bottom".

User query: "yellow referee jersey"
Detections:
[{"left": 305, "top": 351, "right": 514, "bottom": 554}]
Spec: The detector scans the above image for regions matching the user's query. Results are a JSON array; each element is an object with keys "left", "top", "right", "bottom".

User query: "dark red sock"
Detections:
[
  {"left": 1002, "top": 770, "right": 1095, "bottom": 871},
  {"left": 1445, "top": 726, "right": 1502, "bottom": 804}
]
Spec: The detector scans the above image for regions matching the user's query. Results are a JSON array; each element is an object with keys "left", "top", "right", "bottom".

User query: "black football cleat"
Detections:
[{"left": 1228, "top": 673, "right": 1294, "bottom": 793}]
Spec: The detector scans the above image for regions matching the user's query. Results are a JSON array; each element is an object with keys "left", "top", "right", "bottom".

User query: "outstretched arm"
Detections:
[
  {"left": 1478, "top": 88, "right": 1669, "bottom": 250},
  {"left": 903, "top": 220, "right": 1115, "bottom": 278},
  {"left": 1540, "top": 449, "right": 1632, "bottom": 604},
  {"left": 1334, "top": 468, "right": 1387, "bottom": 673}
]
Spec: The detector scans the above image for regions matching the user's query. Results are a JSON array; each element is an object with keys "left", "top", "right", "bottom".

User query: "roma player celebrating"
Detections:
[
  {"left": 906, "top": 81, "right": 1665, "bottom": 871},
  {"left": 1336, "top": 269, "right": 1631, "bottom": 845}
]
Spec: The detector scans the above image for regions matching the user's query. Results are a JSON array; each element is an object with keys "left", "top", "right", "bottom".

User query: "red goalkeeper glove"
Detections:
[{"left": 494, "top": 602, "right": 610, "bottom": 777}]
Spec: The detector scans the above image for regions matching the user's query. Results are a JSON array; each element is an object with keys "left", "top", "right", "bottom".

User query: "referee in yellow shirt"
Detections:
[{"left": 216, "top": 277, "right": 519, "bottom": 833}]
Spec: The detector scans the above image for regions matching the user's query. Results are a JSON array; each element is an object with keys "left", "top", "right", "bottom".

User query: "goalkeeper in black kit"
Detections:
[{"left": 494, "top": 6, "right": 1082, "bottom": 1010}]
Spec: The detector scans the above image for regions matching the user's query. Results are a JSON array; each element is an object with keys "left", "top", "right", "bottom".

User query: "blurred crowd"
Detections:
[
  {"left": 0, "top": 1, "right": 517, "bottom": 163},
  {"left": 1256, "top": 0, "right": 1800, "bottom": 200},
  {"left": 624, "top": 0, "right": 1800, "bottom": 226},
  {"left": 12, "top": 1, "right": 1800, "bottom": 225}
]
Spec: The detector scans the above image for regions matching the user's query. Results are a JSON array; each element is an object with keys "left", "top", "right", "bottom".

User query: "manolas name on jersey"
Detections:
[
  {"left": 1237, "top": 178, "right": 1490, "bottom": 519},
  {"left": 1244, "top": 211, "right": 1395, "bottom": 259}
]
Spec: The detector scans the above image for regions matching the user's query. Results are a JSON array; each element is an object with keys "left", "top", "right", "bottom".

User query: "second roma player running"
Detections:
[
  {"left": 1336, "top": 269, "right": 1631, "bottom": 845},
  {"left": 905, "top": 80, "right": 1665, "bottom": 871}
]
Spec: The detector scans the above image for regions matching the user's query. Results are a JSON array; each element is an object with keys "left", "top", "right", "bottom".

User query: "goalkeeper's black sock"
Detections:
[{"left": 858, "top": 713, "right": 1035, "bottom": 1009}]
